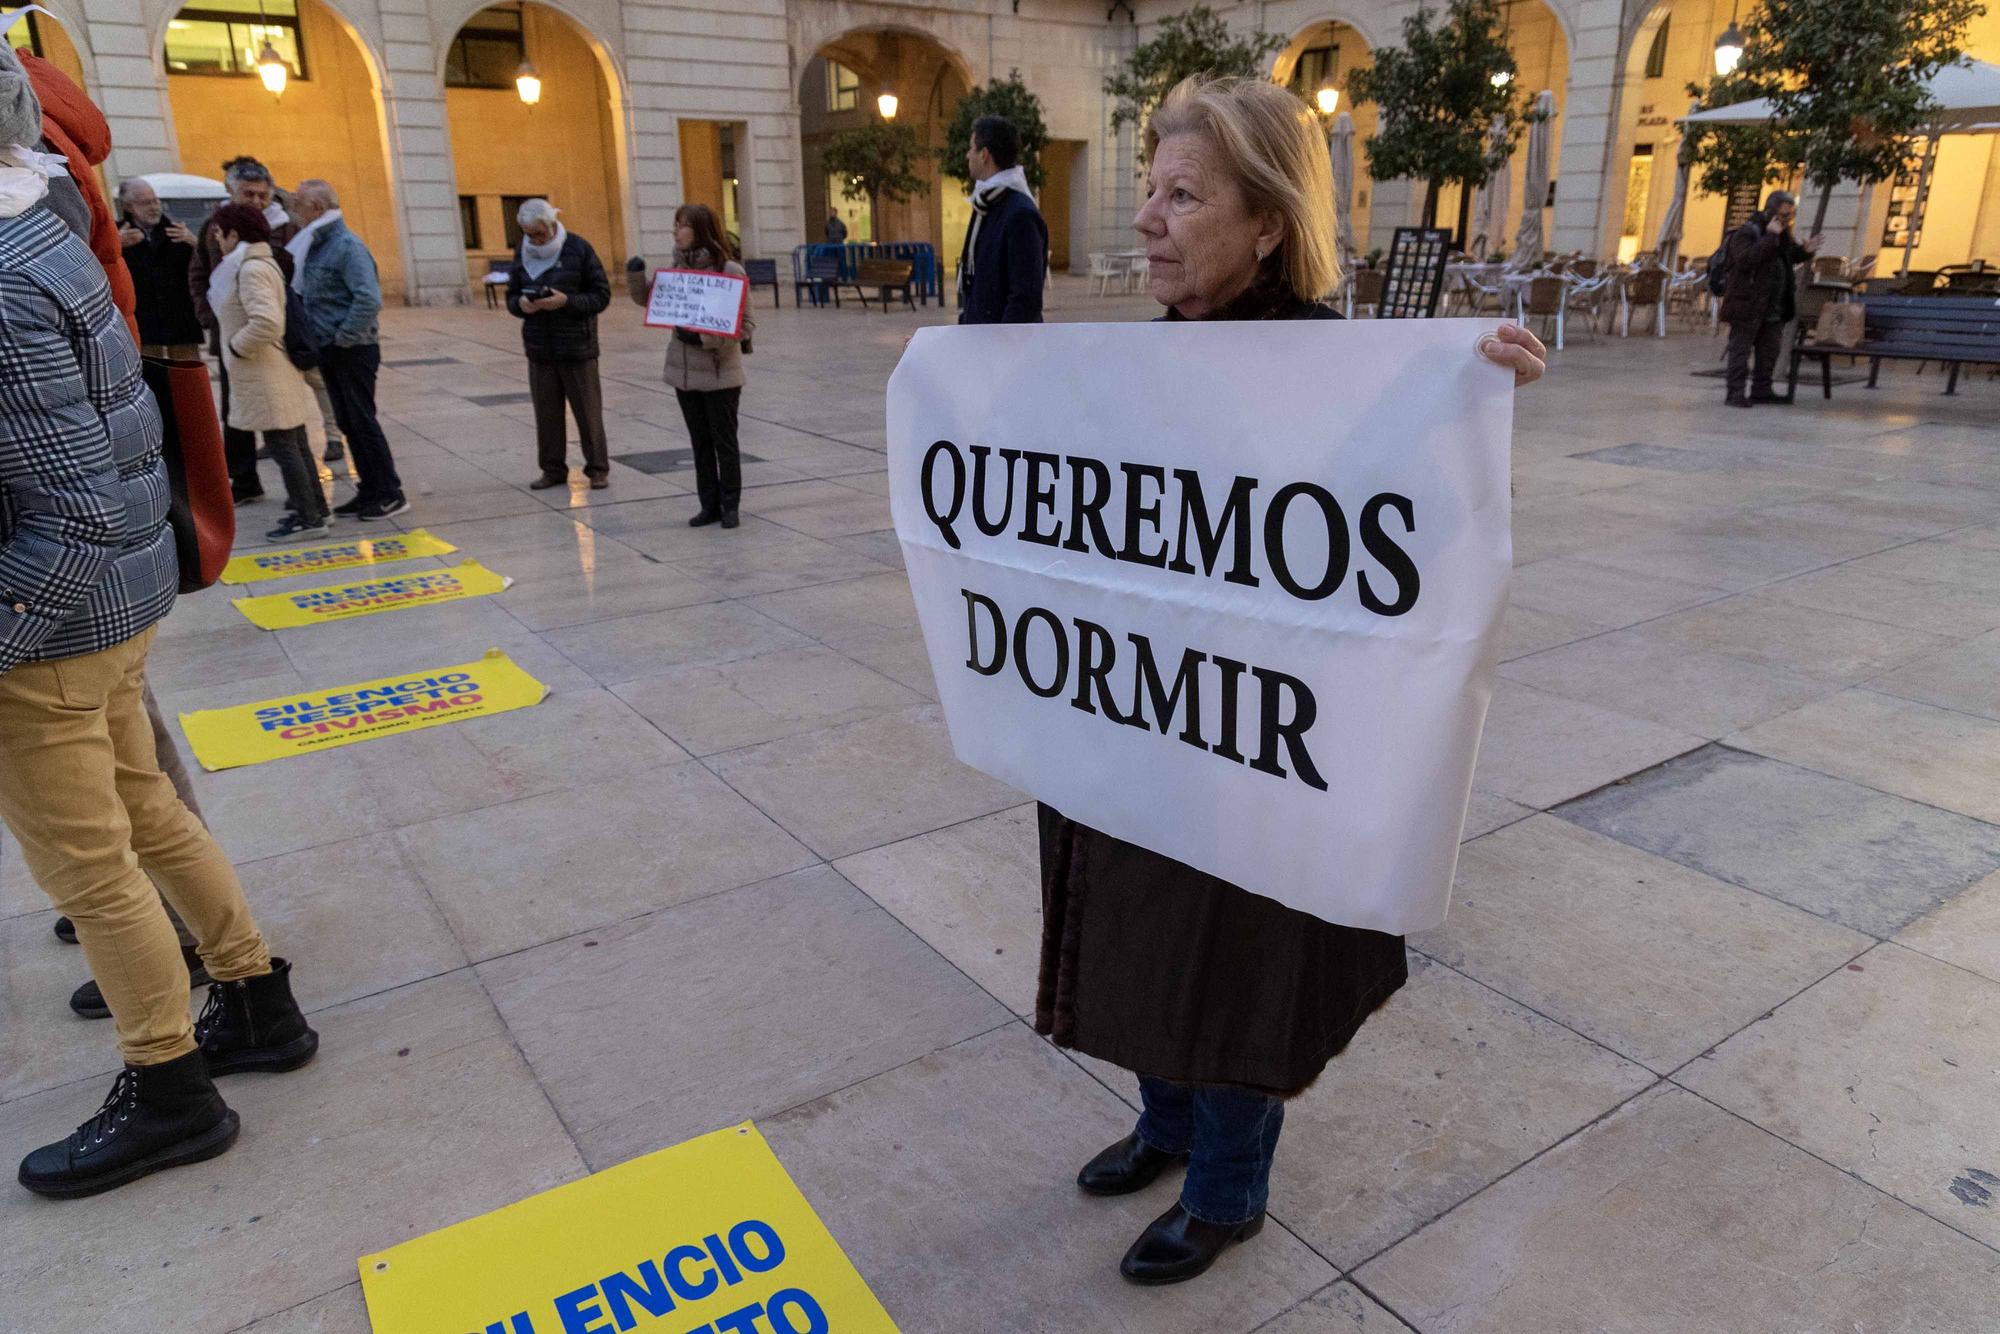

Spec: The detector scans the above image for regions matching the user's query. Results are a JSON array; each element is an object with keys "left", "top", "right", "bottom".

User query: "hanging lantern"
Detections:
[
  {"left": 1490, "top": 68, "right": 1514, "bottom": 89},
  {"left": 256, "top": 40, "right": 287, "bottom": 96},
  {"left": 877, "top": 91, "right": 899, "bottom": 120},
  {"left": 515, "top": 60, "right": 542, "bottom": 105},
  {"left": 1315, "top": 84, "right": 1340, "bottom": 116},
  {"left": 1713, "top": 23, "right": 1744, "bottom": 75}
]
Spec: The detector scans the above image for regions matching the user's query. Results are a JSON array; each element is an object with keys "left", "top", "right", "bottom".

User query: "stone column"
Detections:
[
  {"left": 83, "top": 4, "right": 176, "bottom": 182},
  {"left": 376, "top": 0, "right": 465, "bottom": 305},
  {"left": 1550, "top": 0, "right": 1624, "bottom": 256}
]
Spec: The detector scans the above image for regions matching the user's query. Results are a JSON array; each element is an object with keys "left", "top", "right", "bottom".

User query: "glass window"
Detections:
[
  {"left": 1287, "top": 45, "right": 1338, "bottom": 100},
  {"left": 459, "top": 196, "right": 482, "bottom": 251},
  {"left": 501, "top": 195, "right": 536, "bottom": 251},
  {"left": 1643, "top": 17, "right": 1671, "bottom": 79},
  {"left": 827, "top": 60, "right": 860, "bottom": 113},
  {"left": 165, "top": 1, "right": 307, "bottom": 81},
  {"left": 3, "top": 12, "right": 44, "bottom": 56},
  {"left": 445, "top": 3, "right": 526, "bottom": 90}
]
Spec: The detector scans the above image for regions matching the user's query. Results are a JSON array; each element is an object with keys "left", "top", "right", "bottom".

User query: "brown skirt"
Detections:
[{"left": 1034, "top": 805, "right": 1408, "bottom": 1097}]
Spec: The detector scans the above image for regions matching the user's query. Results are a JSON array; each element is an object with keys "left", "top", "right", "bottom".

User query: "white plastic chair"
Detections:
[{"left": 1087, "top": 253, "right": 1122, "bottom": 297}]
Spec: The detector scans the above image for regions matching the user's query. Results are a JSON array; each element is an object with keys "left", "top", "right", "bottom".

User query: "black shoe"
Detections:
[
  {"left": 70, "top": 944, "right": 212, "bottom": 1020},
  {"left": 232, "top": 490, "right": 267, "bottom": 506},
  {"left": 1078, "top": 1132, "right": 1189, "bottom": 1196},
  {"left": 1119, "top": 1202, "right": 1265, "bottom": 1286},
  {"left": 357, "top": 496, "right": 410, "bottom": 522},
  {"left": 688, "top": 509, "right": 721, "bottom": 527},
  {"left": 265, "top": 513, "right": 333, "bottom": 544},
  {"left": 17, "top": 1050, "right": 239, "bottom": 1199},
  {"left": 529, "top": 474, "right": 567, "bottom": 490},
  {"left": 332, "top": 495, "right": 367, "bottom": 517},
  {"left": 1725, "top": 393, "right": 1753, "bottom": 408},
  {"left": 1749, "top": 390, "right": 1793, "bottom": 404},
  {"left": 720, "top": 510, "right": 740, "bottom": 529},
  {"left": 194, "top": 958, "right": 319, "bottom": 1076},
  {"left": 54, "top": 915, "right": 76, "bottom": 944},
  {"left": 323, "top": 442, "right": 345, "bottom": 463},
  {"left": 588, "top": 477, "right": 609, "bottom": 491}
]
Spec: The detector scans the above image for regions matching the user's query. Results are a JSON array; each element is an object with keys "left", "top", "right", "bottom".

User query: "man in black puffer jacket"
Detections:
[
  {"left": 1718, "top": 189, "right": 1821, "bottom": 406},
  {"left": 507, "top": 197, "right": 614, "bottom": 490}
]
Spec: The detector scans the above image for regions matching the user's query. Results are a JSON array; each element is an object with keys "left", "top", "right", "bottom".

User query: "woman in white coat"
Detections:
[{"left": 206, "top": 202, "right": 327, "bottom": 542}]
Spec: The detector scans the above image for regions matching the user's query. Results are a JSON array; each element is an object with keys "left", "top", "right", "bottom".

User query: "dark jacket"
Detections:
[
  {"left": 0, "top": 209, "right": 176, "bottom": 675},
  {"left": 958, "top": 184, "right": 1047, "bottom": 326},
  {"left": 1033, "top": 275, "right": 1408, "bottom": 1097},
  {"left": 507, "top": 231, "right": 611, "bottom": 363},
  {"left": 1720, "top": 212, "right": 1812, "bottom": 326},
  {"left": 122, "top": 217, "right": 204, "bottom": 347}
]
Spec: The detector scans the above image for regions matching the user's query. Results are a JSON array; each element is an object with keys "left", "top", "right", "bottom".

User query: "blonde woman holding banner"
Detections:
[{"left": 1036, "top": 76, "right": 1545, "bottom": 1285}]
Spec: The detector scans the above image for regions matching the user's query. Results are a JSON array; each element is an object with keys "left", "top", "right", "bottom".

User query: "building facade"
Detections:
[{"left": 13, "top": 0, "right": 1996, "bottom": 305}]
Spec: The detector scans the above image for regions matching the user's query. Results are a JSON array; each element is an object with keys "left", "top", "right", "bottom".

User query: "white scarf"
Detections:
[
  {"left": 962, "top": 166, "right": 1034, "bottom": 279},
  {"left": 206, "top": 239, "right": 252, "bottom": 314},
  {"left": 520, "top": 222, "right": 567, "bottom": 281},
  {"left": 0, "top": 144, "right": 66, "bottom": 220},
  {"left": 285, "top": 208, "right": 342, "bottom": 291}
]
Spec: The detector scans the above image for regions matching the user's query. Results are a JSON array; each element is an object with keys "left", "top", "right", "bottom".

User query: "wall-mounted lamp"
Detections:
[{"left": 877, "top": 90, "right": 899, "bottom": 119}]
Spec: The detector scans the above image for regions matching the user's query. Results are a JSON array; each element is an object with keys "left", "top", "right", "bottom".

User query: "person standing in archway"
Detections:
[
  {"left": 958, "top": 115, "right": 1047, "bottom": 325},
  {"left": 508, "top": 198, "right": 613, "bottom": 492}
]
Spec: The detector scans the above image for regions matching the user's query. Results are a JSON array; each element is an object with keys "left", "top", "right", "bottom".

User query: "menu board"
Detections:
[{"left": 1379, "top": 227, "right": 1453, "bottom": 318}]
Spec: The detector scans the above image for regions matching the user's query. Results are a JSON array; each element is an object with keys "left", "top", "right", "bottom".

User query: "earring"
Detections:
[{"left": 1255, "top": 245, "right": 1268, "bottom": 261}]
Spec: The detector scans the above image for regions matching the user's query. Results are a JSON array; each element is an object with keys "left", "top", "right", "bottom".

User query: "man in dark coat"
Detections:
[
  {"left": 505, "top": 198, "right": 613, "bottom": 490},
  {"left": 116, "top": 178, "right": 203, "bottom": 359},
  {"left": 957, "top": 115, "right": 1048, "bottom": 325},
  {"left": 1718, "top": 189, "right": 1821, "bottom": 407}
]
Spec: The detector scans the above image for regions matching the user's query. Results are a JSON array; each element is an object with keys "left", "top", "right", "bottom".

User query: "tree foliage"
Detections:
[
  {"left": 1103, "top": 5, "right": 1284, "bottom": 147},
  {"left": 1682, "top": 68, "right": 1787, "bottom": 201},
  {"left": 821, "top": 124, "right": 931, "bottom": 224},
  {"left": 941, "top": 70, "right": 1051, "bottom": 191},
  {"left": 1346, "top": 0, "right": 1536, "bottom": 228},
  {"left": 1726, "top": 0, "right": 1981, "bottom": 230}
]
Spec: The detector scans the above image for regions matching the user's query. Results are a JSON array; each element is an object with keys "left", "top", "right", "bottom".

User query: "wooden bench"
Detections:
[
  {"left": 1789, "top": 294, "right": 2000, "bottom": 398},
  {"left": 741, "top": 257, "right": 782, "bottom": 308},
  {"left": 844, "top": 258, "right": 916, "bottom": 313},
  {"left": 795, "top": 255, "right": 843, "bottom": 307}
]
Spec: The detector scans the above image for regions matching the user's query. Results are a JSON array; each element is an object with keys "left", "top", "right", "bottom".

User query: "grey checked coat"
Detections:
[{"left": 0, "top": 208, "right": 176, "bottom": 674}]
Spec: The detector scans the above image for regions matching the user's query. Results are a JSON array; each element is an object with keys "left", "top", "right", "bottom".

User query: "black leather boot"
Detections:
[
  {"left": 719, "top": 510, "right": 740, "bottom": 529},
  {"left": 1077, "top": 1132, "right": 1188, "bottom": 1196},
  {"left": 17, "top": 1050, "right": 239, "bottom": 1198},
  {"left": 688, "top": 509, "right": 721, "bottom": 527},
  {"left": 70, "top": 943, "right": 212, "bottom": 1020},
  {"left": 1119, "top": 1202, "right": 1265, "bottom": 1285},
  {"left": 195, "top": 958, "right": 319, "bottom": 1076},
  {"left": 54, "top": 914, "right": 77, "bottom": 943}
]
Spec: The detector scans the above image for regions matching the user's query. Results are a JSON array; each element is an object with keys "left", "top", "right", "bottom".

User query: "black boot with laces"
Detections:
[
  {"left": 17, "top": 1050, "right": 238, "bottom": 1198},
  {"left": 195, "top": 958, "right": 319, "bottom": 1076}
]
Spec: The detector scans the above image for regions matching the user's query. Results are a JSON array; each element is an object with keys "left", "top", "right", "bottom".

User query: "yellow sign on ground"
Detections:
[
  {"left": 358, "top": 1122, "right": 896, "bottom": 1334},
  {"left": 231, "top": 559, "right": 511, "bottom": 629},
  {"left": 218, "top": 528, "right": 458, "bottom": 584},
  {"left": 179, "top": 649, "right": 547, "bottom": 771}
]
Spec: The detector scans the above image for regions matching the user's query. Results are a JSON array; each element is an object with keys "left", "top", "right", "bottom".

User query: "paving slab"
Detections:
[
  {"left": 231, "top": 1285, "right": 371, "bottom": 1333},
  {"left": 1558, "top": 745, "right": 2000, "bottom": 936},
  {"left": 1728, "top": 689, "right": 2000, "bottom": 824},
  {"left": 707, "top": 704, "right": 1023, "bottom": 859},
  {"left": 1866, "top": 627, "right": 2000, "bottom": 722},
  {"left": 1268, "top": 955, "right": 1652, "bottom": 1269},
  {"left": 611, "top": 644, "right": 921, "bottom": 756},
  {"left": 0, "top": 972, "right": 584, "bottom": 1333},
  {"left": 1896, "top": 869, "right": 2000, "bottom": 986},
  {"left": 1680, "top": 942, "right": 2000, "bottom": 1248},
  {"left": 1356, "top": 1085, "right": 2000, "bottom": 1334},
  {"left": 835, "top": 803, "right": 1042, "bottom": 1015},
  {"left": 1469, "top": 680, "right": 1704, "bottom": 810},
  {"left": 745, "top": 570, "right": 922, "bottom": 647},
  {"left": 760, "top": 1024, "right": 1338, "bottom": 1333},
  {"left": 478, "top": 864, "right": 1008, "bottom": 1170},
  {"left": 544, "top": 600, "right": 813, "bottom": 684},
  {"left": 395, "top": 761, "right": 815, "bottom": 959},
  {"left": 1420, "top": 816, "right": 1869, "bottom": 1071},
  {"left": 1254, "top": 1282, "right": 1413, "bottom": 1333}
]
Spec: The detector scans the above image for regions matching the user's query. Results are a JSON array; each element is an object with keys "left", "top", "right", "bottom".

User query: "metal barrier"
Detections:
[{"left": 791, "top": 242, "right": 944, "bottom": 306}]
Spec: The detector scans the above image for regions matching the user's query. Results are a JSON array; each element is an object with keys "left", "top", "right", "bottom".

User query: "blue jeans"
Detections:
[{"left": 1134, "top": 1076, "right": 1284, "bottom": 1226}]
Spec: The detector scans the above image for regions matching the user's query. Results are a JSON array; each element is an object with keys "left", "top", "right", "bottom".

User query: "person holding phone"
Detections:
[
  {"left": 1718, "top": 189, "right": 1822, "bottom": 407},
  {"left": 116, "top": 179, "right": 204, "bottom": 360},
  {"left": 508, "top": 198, "right": 613, "bottom": 491},
  {"left": 625, "top": 203, "right": 755, "bottom": 530}
]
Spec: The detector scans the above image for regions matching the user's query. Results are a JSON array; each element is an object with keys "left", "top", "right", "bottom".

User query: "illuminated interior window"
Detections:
[{"left": 165, "top": 1, "right": 307, "bottom": 81}]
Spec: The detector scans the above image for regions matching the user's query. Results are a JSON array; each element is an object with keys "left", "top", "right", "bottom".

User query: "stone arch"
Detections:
[
  {"left": 9, "top": 0, "right": 97, "bottom": 89},
  {"left": 439, "top": 1, "right": 636, "bottom": 284},
  {"left": 1268, "top": 12, "right": 1386, "bottom": 79},
  {"left": 153, "top": 0, "right": 407, "bottom": 297}
]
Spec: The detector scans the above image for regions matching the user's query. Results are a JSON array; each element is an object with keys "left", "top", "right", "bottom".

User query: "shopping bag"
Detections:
[{"left": 1812, "top": 301, "right": 1866, "bottom": 349}]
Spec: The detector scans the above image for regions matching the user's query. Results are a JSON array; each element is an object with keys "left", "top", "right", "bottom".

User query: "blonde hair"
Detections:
[{"left": 1144, "top": 75, "right": 1343, "bottom": 301}]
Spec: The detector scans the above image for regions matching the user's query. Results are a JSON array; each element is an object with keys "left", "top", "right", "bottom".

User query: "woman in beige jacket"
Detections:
[
  {"left": 206, "top": 202, "right": 327, "bottom": 542},
  {"left": 625, "top": 203, "right": 754, "bottom": 529}
]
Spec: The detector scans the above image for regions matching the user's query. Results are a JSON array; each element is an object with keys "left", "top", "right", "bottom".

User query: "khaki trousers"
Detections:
[{"left": 0, "top": 627, "right": 270, "bottom": 1065}]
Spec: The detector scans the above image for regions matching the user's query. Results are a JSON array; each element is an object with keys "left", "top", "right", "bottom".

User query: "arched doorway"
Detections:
[
  {"left": 1272, "top": 20, "right": 1378, "bottom": 258},
  {"left": 160, "top": 0, "right": 403, "bottom": 296},
  {"left": 1431, "top": 0, "right": 1570, "bottom": 253},
  {"left": 797, "top": 30, "right": 971, "bottom": 262},
  {"left": 442, "top": 2, "right": 629, "bottom": 287}
]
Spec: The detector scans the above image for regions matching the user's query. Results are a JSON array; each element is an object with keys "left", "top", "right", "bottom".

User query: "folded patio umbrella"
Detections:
[
  {"left": 1328, "top": 111, "right": 1359, "bottom": 268},
  {"left": 1653, "top": 103, "right": 1700, "bottom": 268},
  {"left": 1508, "top": 91, "right": 1555, "bottom": 271},
  {"left": 1473, "top": 113, "right": 1510, "bottom": 257}
]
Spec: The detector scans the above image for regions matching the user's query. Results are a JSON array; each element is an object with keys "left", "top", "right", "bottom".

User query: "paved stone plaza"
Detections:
[{"left": 4, "top": 280, "right": 1998, "bottom": 1332}]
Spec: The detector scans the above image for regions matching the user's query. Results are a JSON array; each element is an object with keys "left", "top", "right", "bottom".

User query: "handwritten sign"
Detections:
[
  {"left": 358, "top": 1123, "right": 896, "bottom": 1334},
  {"left": 645, "top": 268, "right": 749, "bottom": 338}
]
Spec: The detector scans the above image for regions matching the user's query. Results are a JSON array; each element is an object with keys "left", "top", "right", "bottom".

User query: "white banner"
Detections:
[
  {"left": 888, "top": 319, "right": 1513, "bottom": 934},
  {"left": 644, "top": 268, "right": 748, "bottom": 337}
]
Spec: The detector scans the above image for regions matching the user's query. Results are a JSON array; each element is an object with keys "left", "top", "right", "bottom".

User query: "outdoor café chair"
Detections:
[
  {"left": 1518, "top": 275, "right": 1569, "bottom": 349},
  {"left": 1620, "top": 266, "right": 1671, "bottom": 337},
  {"left": 1346, "top": 268, "right": 1386, "bottom": 318}
]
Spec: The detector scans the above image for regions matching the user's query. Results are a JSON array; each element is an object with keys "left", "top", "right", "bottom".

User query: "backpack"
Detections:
[
  {"left": 282, "top": 285, "right": 319, "bottom": 371},
  {"left": 1705, "top": 236, "right": 1736, "bottom": 298}
]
